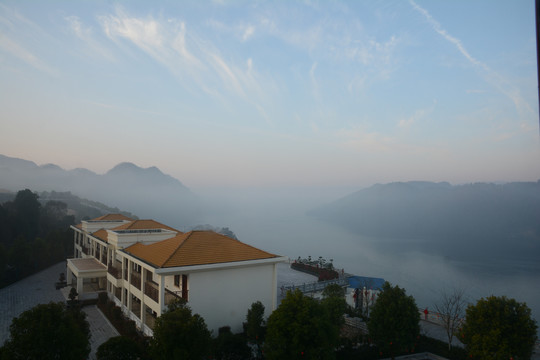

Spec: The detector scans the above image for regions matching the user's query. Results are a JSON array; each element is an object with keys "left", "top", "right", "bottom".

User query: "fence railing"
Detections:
[
  {"left": 107, "top": 264, "right": 121, "bottom": 279},
  {"left": 144, "top": 281, "right": 159, "bottom": 303},
  {"left": 130, "top": 272, "right": 141, "bottom": 290},
  {"left": 281, "top": 277, "right": 348, "bottom": 295}
]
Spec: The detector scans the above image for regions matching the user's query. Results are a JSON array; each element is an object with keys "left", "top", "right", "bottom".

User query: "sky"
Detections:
[{"left": 1, "top": 0, "right": 539, "bottom": 190}]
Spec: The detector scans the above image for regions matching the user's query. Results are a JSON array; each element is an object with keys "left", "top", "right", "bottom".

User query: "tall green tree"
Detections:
[
  {"left": 1, "top": 302, "right": 90, "bottom": 360},
  {"left": 96, "top": 336, "right": 144, "bottom": 360},
  {"left": 150, "top": 301, "right": 211, "bottom": 360},
  {"left": 213, "top": 326, "right": 251, "bottom": 360},
  {"left": 321, "top": 283, "right": 347, "bottom": 328},
  {"left": 460, "top": 295, "right": 538, "bottom": 360},
  {"left": 245, "top": 301, "right": 265, "bottom": 357},
  {"left": 368, "top": 282, "right": 420, "bottom": 359},
  {"left": 264, "top": 289, "right": 340, "bottom": 360},
  {"left": 12, "top": 189, "right": 41, "bottom": 241}
]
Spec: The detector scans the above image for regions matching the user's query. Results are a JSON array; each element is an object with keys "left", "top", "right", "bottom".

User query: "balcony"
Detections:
[
  {"left": 114, "top": 286, "right": 122, "bottom": 302},
  {"left": 107, "top": 264, "right": 121, "bottom": 279},
  {"left": 144, "top": 305, "right": 156, "bottom": 330},
  {"left": 81, "top": 246, "right": 90, "bottom": 255},
  {"left": 130, "top": 272, "right": 141, "bottom": 290},
  {"left": 144, "top": 281, "right": 159, "bottom": 303},
  {"left": 131, "top": 297, "right": 141, "bottom": 319}
]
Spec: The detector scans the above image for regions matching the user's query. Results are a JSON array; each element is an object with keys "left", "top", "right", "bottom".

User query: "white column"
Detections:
[
  {"left": 76, "top": 276, "right": 83, "bottom": 294},
  {"left": 272, "top": 263, "right": 278, "bottom": 310},
  {"left": 126, "top": 259, "right": 132, "bottom": 311},
  {"left": 158, "top": 275, "right": 165, "bottom": 315},
  {"left": 141, "top": 268, "right": 147, "bottom": 326},
  {"left": 67, "top": 266, "right": 73, "bottom": 286}
]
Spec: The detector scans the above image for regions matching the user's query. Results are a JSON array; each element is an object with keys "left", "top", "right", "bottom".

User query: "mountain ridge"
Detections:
[
  {"left": 0, "top": 154, "right": 201, "bottom": 227},
  {"left": 309, "top": 180, "right": 540, "bottom": 260}
]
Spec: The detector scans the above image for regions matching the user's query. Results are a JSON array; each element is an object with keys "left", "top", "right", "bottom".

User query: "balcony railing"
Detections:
[
  {"left": 107, "top": 264, "right": 121, "bottom": 279},
  {"left": 114, "top": 286, "right": 122, "bottom": 302},
  {"left": 165, "top": 288, "right": 188, "bottom": 305},
  {"left": 144, "top": 281, "right": 159, "bottom": 303},
  {"left": 81, "top": 246, "right": 90, "bottom": 255},
  {"left": 130, "top": 272, "right": 141, "bottom": 290},
  {"left": 145, "top": 309, "right": 156, "bottom": 330}
]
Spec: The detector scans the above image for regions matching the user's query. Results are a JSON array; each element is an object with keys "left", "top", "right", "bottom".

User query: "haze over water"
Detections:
[{"left": 197, "top": 187, "right": 540, "bottom": 327}]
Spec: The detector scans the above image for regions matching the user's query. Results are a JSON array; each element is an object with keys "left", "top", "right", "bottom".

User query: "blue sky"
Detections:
[{"left": 1, "top": 0, "right": 538, "bottom": 189}]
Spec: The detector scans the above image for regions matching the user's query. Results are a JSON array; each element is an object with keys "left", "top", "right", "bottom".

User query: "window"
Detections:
[{"left": 174, "top": 275, "right": 180, "bottom": 287}]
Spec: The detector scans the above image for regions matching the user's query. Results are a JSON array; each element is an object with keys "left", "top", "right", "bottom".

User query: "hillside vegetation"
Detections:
[{"left": 309, "top": 181, "right": 540, "bottom": 260}]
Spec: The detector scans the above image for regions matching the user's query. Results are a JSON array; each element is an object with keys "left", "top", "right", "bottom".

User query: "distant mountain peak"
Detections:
[
  {"left": 40, "top": 163, "right": 64, "bottom": 171},
  {"left": 107, "top": 162, "right": 141, "bottom": 173}
]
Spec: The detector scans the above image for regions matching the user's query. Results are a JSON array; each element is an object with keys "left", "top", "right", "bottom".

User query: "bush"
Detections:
[
  {"left": 98, "top": 291, "right": 108, "bottom": 305},
  {"left": 96, "top": 336, "right": 143, "bottom": 360}
]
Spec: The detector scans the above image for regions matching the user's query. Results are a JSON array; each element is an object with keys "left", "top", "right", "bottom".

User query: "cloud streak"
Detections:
[
  {"left": 0, "top": 5, "right": 56, "bottom": 75},
  {"left": 96, "top": 7, "right": 273, "bottom": 118},
  {"left": 410, "top": 0, "right": 535, "bottom": 123}
]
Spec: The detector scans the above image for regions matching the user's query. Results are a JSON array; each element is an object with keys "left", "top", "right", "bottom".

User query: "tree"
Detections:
[
  {"left": 433, "top": 288, "right": 466, "bottom": 350},
  {"left": 264, "top": 289, "right": 340, "bottom": 360},
  {"left": 12, "top": 189, "right": 41, "bottom": 241},
  {"left": 460, "top": 295, "right": 538, "bottom": 360},
  {"left": 96, "top": 336, "right": 143, "bottom": 360},
  {"left": 245, "top": 301, "right": 265, "bottom": 357},
  {"left": 150, "top": 301, "right": 211, "bottom": 360},
  {"left": 213, "top": 326, "right": 251, "bottom": 360},
  {"left": 367, "top": 282, "right": 420, "bottom": 359},
  {"left": 69, "top": 287, "right": 79, "bottom": 305},
  {"left": 321, "top": 283, "right": 347, "bottom": 328},
  {"left": 1, "top": 302, "right": 90, "bottom": 359}
]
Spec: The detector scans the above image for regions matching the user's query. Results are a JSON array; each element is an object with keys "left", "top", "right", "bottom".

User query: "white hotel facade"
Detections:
[{"left": 68, "top": 214, "right": 287, "bottom": 335}]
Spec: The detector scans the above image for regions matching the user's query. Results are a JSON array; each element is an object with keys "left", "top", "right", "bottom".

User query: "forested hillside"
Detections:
[{"left": 309, "top": 181, "right": 540, "bottom": 260}]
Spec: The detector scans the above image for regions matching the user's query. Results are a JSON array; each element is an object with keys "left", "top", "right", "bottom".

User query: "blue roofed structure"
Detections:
[{"left": 347, "top": 276, "right": 385, "bottom": 290}]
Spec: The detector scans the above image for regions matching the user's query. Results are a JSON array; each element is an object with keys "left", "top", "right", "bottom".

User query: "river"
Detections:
[{"left": 194, "top": 187, "right": 540, "bottom": 327}]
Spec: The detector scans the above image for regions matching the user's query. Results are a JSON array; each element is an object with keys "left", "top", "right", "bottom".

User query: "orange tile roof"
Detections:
[
  {"left": 112, "top": 219, "right": 179, "bottom": 232},
  {"left": 91, "top": 214, "right": 133, "bottom": 221},
  {"left": 92, "top": 229, "right": 109, "bottom": 243},
  {"left": 124, "top": 231, "right": 279, "bottom": 268}
]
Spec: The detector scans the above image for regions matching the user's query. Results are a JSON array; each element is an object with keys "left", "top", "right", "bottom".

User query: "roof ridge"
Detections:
[
  {"left": 160, "top": 232, "right": 191, "bottom": 267},
  {"left": 223, "top": 232, "right": 275, "bottom": 255}
]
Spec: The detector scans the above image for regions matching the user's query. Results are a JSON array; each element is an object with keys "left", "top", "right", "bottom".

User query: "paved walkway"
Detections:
[
  {"left": 83, "top": 305, "right": 119, "bottom": 359},
  {"left": 0, "top": 262, "right": 119, "bottom": 360},
  {"left": 419, "top": 318, "right": 463, "bottom": 348}
]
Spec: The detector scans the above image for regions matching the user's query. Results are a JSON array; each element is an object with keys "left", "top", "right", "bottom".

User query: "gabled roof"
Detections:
[
  {"left": 123, "top": 231, "right": 279, "bottom": 268},
  {"left": 112, "top": 219, "right": 179, "bottom": 233},
  {"left": 91, "top": 213, "right": 133, "bottom": 221},
  {"left": 92, "top": 229, "right": 109, "bottom": 243}
]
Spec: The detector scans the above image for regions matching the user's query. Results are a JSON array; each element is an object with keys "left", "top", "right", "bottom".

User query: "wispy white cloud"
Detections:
[
  {"left": 397, "top": 102, "right": 436, "bottom": 129},
  {"left": 242, "top": 25, "right": 255, "bottom": 41},
  {"left": 65, "top": 16, "right": 116, "bottom": 61},
  {"left": 410, "top": 0, "right": 535, "bottom": 124},
  {"left": 410, "top": 0, "right": 488, "bottom": 71},
  {"left": 0, "top": 34, "right": 55, "bottom": 74},
  {"left": 0, "top": 5, "right": 56, "bottom": 75},
  {"left": 97, "top": 7, "right": 278, "bottom": 121}
]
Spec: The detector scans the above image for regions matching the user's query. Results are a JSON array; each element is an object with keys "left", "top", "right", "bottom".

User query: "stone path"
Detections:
[
  {"left": 0, "top": 262, "right": 119, "bottom": 360},
  {"left": 83, "top": 305, "right": 119, "bottom": 359}
]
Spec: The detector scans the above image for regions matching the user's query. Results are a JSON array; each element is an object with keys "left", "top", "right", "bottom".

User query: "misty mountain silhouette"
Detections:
[
  {"left": 0, "top": 154, "right": 201, "bottom": 228},
  {"left": 309, "top": 181, "right": 540, "bottom": 260}
]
